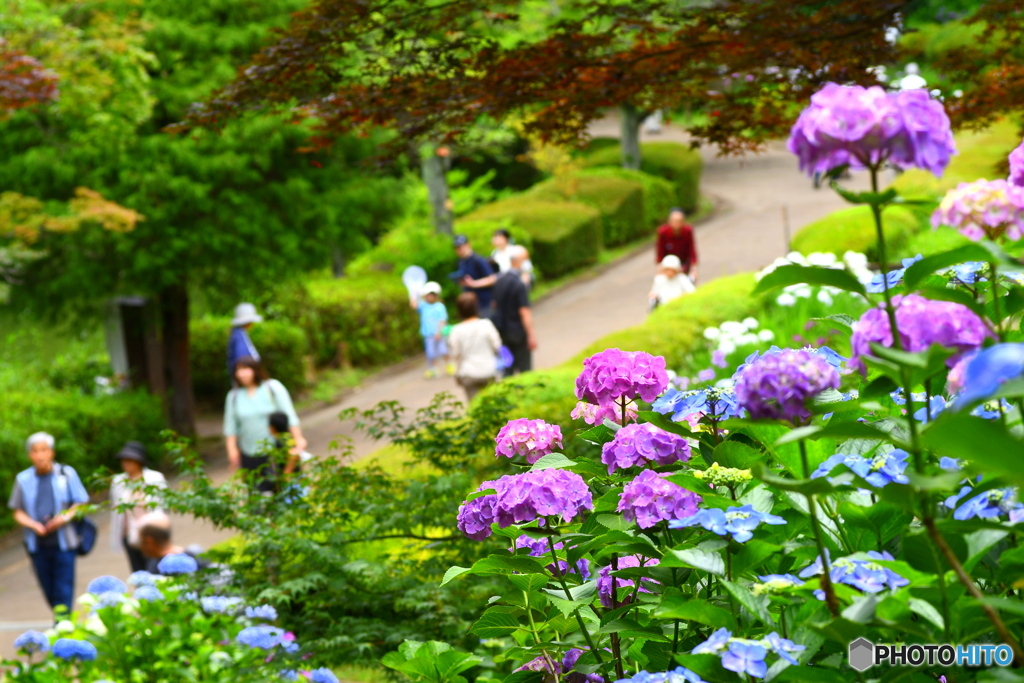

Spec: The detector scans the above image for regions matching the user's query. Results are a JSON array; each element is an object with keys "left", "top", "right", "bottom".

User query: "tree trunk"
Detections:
[
  {"left": 420, "top": 144, "right": 453, "bottom": 235},
  {"left": 620, "top": 103, "right": 644, "bottom": 170},
  {"left": 331, "top": 247, "right": 346, "bottom": 278},
  {"left": 159, "top": 282, "right": 196, "bottom": 438}
]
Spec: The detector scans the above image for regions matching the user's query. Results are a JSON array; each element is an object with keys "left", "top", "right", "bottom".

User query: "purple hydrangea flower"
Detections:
[
  {"left": 597, "top": 555, "right": 660, "bottom": 608},
  {"left": 722, "top": 641, "right": 768, "bottom": 678},
  {"left": 711, "top": 350, "right": 728, "bottom": 368},
  {"left": 52, "top": 638, "right": 97, "bottom": 661},
  {"left": 1011, "top": 139, "right": 1024, "bottom": 187},
  {"left": 671, "top": 505, "right": 786, "bottom": 543},
  {"left": 14, "top": 630, "right": 49, "bottom": 655},
  {"left": 516, "top": 535, "right": 590, "bottom": 579},
  {"left": 866, "top": 255, "right": 923, "bottom": 293},
  {"left": 945, "top": 486, "right": 1022, "bottom": 520},
  {"left": 617, "top": 667, "right": 706, "bottom": 683},
  {"left": 618, "top": 470, "right": 702, "bottom": 529},
  {"left": 517, "top": 649, "right": 603, "bottom": 683},
  {"left": 157, "top": 552, "right": 199, "bottom": 575},
  {"left": 601, "top": 423, "right": 691, "bottom": 474},
  {"left": 813, "top": 449, "right": 910, "bottom": 487},
  {"left": 493, "top": 469, "right": 594, "bottom": 528},
  {"left": 850, "top": 294, "right": 992, "bottom": 374},
  {"left": 495, "top": 419, "right": 564, "bottom": 464},
  {"left": 456, "top": 481, "right": 501, "bottom": 540},
  {"left": 951, "top": 343, "right": 1024, "bottom": 406},
  {"left": 572, "top": 400, "right": 638, "bottom": 426},
  {"left": 932, "top": 179, "right": 1024, "bottom": 242},
  {"left": 87, "top": 576, "right": 127, "bottom": 596},
  {"left": 575, "top": 349, "right": 669, "bottom": 406},
  {"left": 787, "top": 83, "right": 955, "bottom": 177},
  {"left": 733, "top": 348, "right": 840, "bottom": 423},
  {"left": 800, "top": 550, "right": 909, "bottom": 595},
  {"left": 697, "top": 369, "right": 716, "bottom": 383}
]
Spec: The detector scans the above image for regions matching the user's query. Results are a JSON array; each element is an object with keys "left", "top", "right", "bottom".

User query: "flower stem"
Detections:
[
  {"left": 923, "top": 515, "right": 1024, "bottom": 661},
  {"left": 523, "top": 590, "right": 559, "bottom": 678},
  {"left": 799, "top": 441, "right": 840, "bottom": 616},
  {"left": 547, "top": 537, "right": 604, "bottom": 666},
  {"left": 868, "top": 165, "right": 902, "bottom": 352},
  {"left": 990, "top": 260, "right": 1003, "bottom": 341},
  {"left": 609, "top": 554, "right": 625, "bottom": 680}
]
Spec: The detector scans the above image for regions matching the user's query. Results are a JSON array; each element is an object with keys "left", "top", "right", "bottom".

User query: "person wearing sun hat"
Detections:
[
  {"left": 648, "top": 254, "right": 696, "bottom": 310},
  {"left": 227, "top": 303, "right": 263, "bottom": 386},
  {"left": 108, "top": 441, "right": 167, "bottom": 573},
  {"left": 409, "top": 281, "right": 451, "bottom": 378}
]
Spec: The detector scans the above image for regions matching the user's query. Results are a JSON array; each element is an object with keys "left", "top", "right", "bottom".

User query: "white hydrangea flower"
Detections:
[
  {"left": 55, "top": 620, "right": 75, "bottom": 634},
  {"left": 742, "top": 317, "right": 759, "bottom": 330},
  {"left": 718, "top": 339, "right": 737, "bottom": 355},
  {"left": 758, "top": 330, "right": 776, "bottom": 342},
  {"left": 720, "top": 321, "right": 746, "bottom": 335},
  {"left": 776, "top": 293, "right": 797, "bottom": 307},
  {"left": 807, "top": 252, "right": 839, "bottom": 267},
  {"left": 738, "top": 333, "right": 760, "bottom": 346},
  {"left": 703, "top": 327, "right": 722, "bottom": 340},
  {"left": 817, "top": 290, "right": 834, "bottom": 305}
]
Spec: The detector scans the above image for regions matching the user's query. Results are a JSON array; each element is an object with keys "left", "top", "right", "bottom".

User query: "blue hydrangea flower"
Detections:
[
  {"left": 280, "top": 671, "right": 300, "bottom": 682},
  {"left": 135, "top": 586, "right": 164, "bottom": 602},
  {"left": 311, "top": 669, "right": 340, "bottom": 683},
  {"left": 756, "top": 574, "right": 805, "bottom": 591},
  {"left": 945, "top": 486, "right": 1022, "bottom": 520},
  {"left": 813, "top": 449, "right": 909, "bottom": 487},
  {"left": 692, "top": 628, "right": 731, "bottom": 655},
  {"left": 52, "top": 638, "right": 98, "bottom": 661},
  {"left": 865, "top": 255, "right": 922, "bottom": 293},
  {"left": 157, "top": 553, "right": 198, "bottom": 575},
  {"left": 13, "top": 630, "right": 49, "bottom": 655},
  {"left": 800, "top": 550, "right": 909, "bottom": 595},
  {"left": 128, "top": 571, "right": 158, "bottom": 587},
  {"left": 939, "top": 457, "right": 963, "bottom": 472},
  {"left": 616, "top": 667, "right": 707, "bottom": 683},
  {"left": 762, "top": 632, "right": 804, "bottom": 665},
  {"left": 94, "top": 592, "right": 125, "bottom": 610},
  {"left": 653, "top": 387, "right": 744, "bottom": 422},
  {"left": 949, "top": 261, "right": 985, "bottom": 284},
  {"left": 87, "top": 576, "right": 127, "bottom": 596},
  {"left": 670, "top": 505, "right": 785, "bottom": 543},
  {"left": 236, "top": 625, "right": 285, "bottom": 650},
  {"left": 953, "top": 343, "right": 1024, "bottom": 407},
  {"left": 722, "top": 641, "right": 768, "bottom": 678},
  {"left": 733, "top": 345, "right": 847, "bottom": 375},
  {"left": 201, "top": 596, "right": 243, "bottom": 615},
  {"left": 245, "top": 604, "right": 278, "bottom": 621},
  {"left": 913, "top": 395, "right": 947, "bottom": 423}
]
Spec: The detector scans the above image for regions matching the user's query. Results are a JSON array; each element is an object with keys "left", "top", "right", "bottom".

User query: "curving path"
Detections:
[{"left": 0, "top": 120, "right": 869, "bottom": 657}]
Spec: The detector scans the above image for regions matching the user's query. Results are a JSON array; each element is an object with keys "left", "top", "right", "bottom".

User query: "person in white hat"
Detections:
[
  {"left": 409, "top": 282, "right": 451, "bottom": 378},
  {"left": 648, "top": 255, "right": 696, "bottom": 310},
  {"left": 227, "top": 303, "right": 263, "bottom": 385}
]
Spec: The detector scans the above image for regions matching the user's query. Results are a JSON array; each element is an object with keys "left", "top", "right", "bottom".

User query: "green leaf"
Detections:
[
  {"left": 596, "top": 514, "right": 634, "bottom": 531},
  {"left": 921, "top": 414, "right": 1024, "bottom": 485},
  {"left": 832, "top": 184, "right": 897, "bottom": 207},
  {"left": 754, "top": 265, "right": 866, "bottom": 297},
  {"left": 812, "top": 313, "right": 857, "bottom": 330},
  {"left": 440, "top": 566, "right": 472, "bottom": 586},
  {"left": 752, "top": 465, "right": 836, "bottom": 495},
  {"left": 470, "top": 607, "right": 521, "bottom": 638},
  {"left": 903, "top": 244, "right": 996, "bottom": 290},
  {"left": 841, "top": 595, "right": 878, "bottom": 624},
  {"left": 838, "top": 502, "right": 912, "bottom": 552},
  {"left": 577, "top": 424, "right": 616, "bottom": 446},
  {"left": 670, "top": 548, "right": 725, "bottom": 576},
  {"left": 507, "top": 574, "right": 550, "bottom": 593},
  {"left": 918, "top": 286, "right": 986, "bottom": 316},
  {"left": 721, "top": 580, "right": 774, "bottom": 626},
  {"left": 530, "top": 453, "right": 575, "bottom": 471},
  {"left": 640, "top": 410, "right": 695, "bottom": 438},
  {"left": 655, "top": 594, "right": 737, "bottom": 629},
  {"left": 468, "top": 555, "right": 549, "bottom": 577},
  {"left": 908, "top": 597, "right": 945, "bottom": 632},
  {"left": 713, "top": 440, "right": 766, "bottom": 468}
]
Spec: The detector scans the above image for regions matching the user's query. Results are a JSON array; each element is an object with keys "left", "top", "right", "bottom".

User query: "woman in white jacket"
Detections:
[{"left": 108, "top": 441, "right": 167, "bottom": 572}]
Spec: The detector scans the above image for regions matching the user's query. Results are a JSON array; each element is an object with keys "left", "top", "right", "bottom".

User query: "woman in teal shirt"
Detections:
[{"left": 223, "top": 356, "right": 306, "bottom": 492}]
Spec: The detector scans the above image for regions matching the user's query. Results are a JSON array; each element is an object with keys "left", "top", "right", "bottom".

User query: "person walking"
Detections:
[
  {"left": 409, "top": 281, "right": 451, "bottom": 378},
  {"left": 655, "top": 208, "right": 699, "bottom": 284},
  {"left": 490, "top": 229, "right": 536, "bottom": 290},
  {"left": 227, "top": 303, "right": 262, "bottom": 384},
  {"left": 448, "top": 292, "right": 502, "bottom": 400},
  {"left": 491, "top": 246, "right": 537, "bottom": 375},
  {"left": 8, "top": 432, "right": 89, "bottom": 615},
  {"left": 224, "top": 356, "right": 306, "bottom": 493},
  {"left": 453, "top": 235, "right": 497, "bottom": 311},
  {"left": 109, "top": 441, "right": 167, "bottom": 573},
  {"left": 648, "top": 255, "right": 696, "bottom": 310}
]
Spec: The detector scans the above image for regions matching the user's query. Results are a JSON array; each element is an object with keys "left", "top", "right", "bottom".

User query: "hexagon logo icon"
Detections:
[{"left": 849, "top": 637, "right": 875, "bottom": 672}]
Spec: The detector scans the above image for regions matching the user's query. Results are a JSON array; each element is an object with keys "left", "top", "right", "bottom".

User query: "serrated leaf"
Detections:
[
  {"left": 597, "top": 514, "right": 633, "bottom": 531},
  {"left": 670, "top": 548, "right": 725, "bottom": 575},
  {"left": 530, "top": 453, "right": 575, "bottom": 471},
  {"left": 655, "top": 594, "right": 737, "bottom": 629},
  {"left": 441, "top": 566, "right": 472, "bottom": 586},
  {"left": 470, "top": 608, "right": 521, "bottom": 638},
  {"left": 507, "top": 574, "right": 549, "bottom": 593},
  {"left": 721, "top": 580, "right": 774, "bottom": 625},
  {"left": 755, "top": 265, "right": 866, "bottom": 297}
]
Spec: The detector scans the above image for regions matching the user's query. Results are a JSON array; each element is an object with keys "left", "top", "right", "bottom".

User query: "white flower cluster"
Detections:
[
  {"left": 703, "top": 317, "right": 775, "bottom": 356},
  {"left": 756, "top": 251, "right": 874, "bottom": 307}
]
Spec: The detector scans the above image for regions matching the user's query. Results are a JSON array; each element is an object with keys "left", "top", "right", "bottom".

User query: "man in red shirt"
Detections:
[{"left": 655, "top": 208, "right": 698, "bottom": 284}]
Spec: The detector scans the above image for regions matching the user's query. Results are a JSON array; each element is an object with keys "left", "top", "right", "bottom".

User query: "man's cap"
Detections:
[
  {"left": 660, "top": 255, "right": 683, "bottom": 271},
  {"left": 231, "top": 302, "right": 263, "bottom": 326},
  {"left": 421, "top": 281, "right": 442, "bottom": 296},
  {"left": 117, "top": 440, "right": 148, "bottom": 464},
  {"left": 452, "top": 234, "right": 469, "bottom": 247}
]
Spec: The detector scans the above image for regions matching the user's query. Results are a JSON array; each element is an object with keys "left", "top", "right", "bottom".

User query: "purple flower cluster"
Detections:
[
  {"left": 617, "top": 668, "right": 706, "bottom": 683},
  {"left": 787, "top": 83, "right": 956, "bottom": 177},
  {"left": 517, "top": 648, "right": 604, "bottom": 683},
  {"left": 692, "top": 628, "right": 805, "bottom": 679},
  {"left": 850, "top": 294, "right": 991, "bottom": 374},
  {"left": 456, "top": 470, "right": 594, "bottom": 540},
  {"left": 670, "top": 505, "right": 786, "bottom": 543},
  {"left": 1011, "top": 138, "right": 1024, "bottom": 187},
  {"left": 575, "top": 349, "right": 669, "bottom": 407},
  {"left": 799, "top": 550, "right": 909, "bottom": 596},
  {"left": 495, "top": 418, "right": 563, "bottom": 464},
  {"left": 618, "top": 470, "right": 701, "bottom": 529},
  {"left": 813, "top": 449, "right": 910, "bottom": 487},
  {"left": 515, "top": 535, "right": 590, "bottom": 579},
  {"left": 733, "top": 348, "right": 840, "bottom": 423},
  {"left": 931, "top": 179, "right": 1024, "bottom": 242},
  {"left": 601, "top": 423, "right": 691, "bottom": 474},
  {"left": 597, "top": 554, "right": 660, "bottom": 608},
  {"left": 571, "top": 400, "right": 638, "bottom": 426}
]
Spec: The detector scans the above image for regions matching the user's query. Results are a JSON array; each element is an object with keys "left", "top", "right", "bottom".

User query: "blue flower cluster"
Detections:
[
  {"left": 615, "top": 667, "right": 706, "bottom": 683},
  {"left": 157, "top": 553, "right": 198, "bottom": 575},
  {"left": 692, "top": 628, "right": 804, "bottom": 678},
  {"left": 945, "top": 486, "right": 1023, "bottom": 521},
  {"left": 310, "top": 668, "right": 340, "bottom": 683},
  {"left": 135, "top": 585, "right": 164, "bottom": 602},
  {"left": 52, "top": 637, "right": 98, "bottom": 661},
  {"left": 201, "top": 596, "right": 244, "bottom": 615},
  {"left": 670, "top": 505, "right": 786, "bottom": 543},
  {"left": 246, "top": 604, "right": 279, "bottom": 621},
  {"left": 128, "top": 570, "right": 158, "bottom": 587},
  {"left": 866, "top": 255, "right": 922, "bottom": 293},
  {"left": 87, "top": 575, "right": 128, "bottom": 596},
  {"left": 652, "top": 386, "right": 744, "bottom": 423},
  {"left": 799, "top": 550, "right": 909, "bottom": 595},
  {"left": 236, "top": 625, "right": 298, "bottom": 653},
  {"left": 734, "top": 345, "right": 847, "bottom": 375},
  {"left": 813, "top": 449, "right": 910, "bottom": 487},
  {"left": 14, "top": 630, "right": 49, "bottom": 655}
]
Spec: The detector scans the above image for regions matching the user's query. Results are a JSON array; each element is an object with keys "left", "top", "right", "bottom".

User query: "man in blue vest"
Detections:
[{"left": 227, "top": 303, "right": 262, "bottom": 383}]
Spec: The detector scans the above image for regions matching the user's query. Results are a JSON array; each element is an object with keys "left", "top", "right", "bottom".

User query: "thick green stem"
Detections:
[
  {"left": 524, "top": 590, "right": 559, "bottom": 678},
  {"left": 799, "top": 441, "right": 840, "bottom": 616},
  {"left": 547, "top": 537, "right": 604, "bottom": 666},
  {"left": 990, "top": 261, "right": 1003, "bottom": 341},
  {"left": 868, "top": 166, "right": 902, "bottom": 352},
  {"left": 608, "top": 554, "right": 625, "bottom": 680}
]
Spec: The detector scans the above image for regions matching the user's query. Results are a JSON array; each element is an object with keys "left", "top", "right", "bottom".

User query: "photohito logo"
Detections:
[{"left": 848, "top": 638, "right": 1014, "bottom": 672}]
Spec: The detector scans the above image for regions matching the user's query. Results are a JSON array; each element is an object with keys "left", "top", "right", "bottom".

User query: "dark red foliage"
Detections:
[{"left": 0, "top": 40, "right": 59, "bottom": 115}]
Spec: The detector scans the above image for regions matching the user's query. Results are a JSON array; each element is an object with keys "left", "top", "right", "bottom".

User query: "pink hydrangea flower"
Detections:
[
  {"left": 1009, "top": 139, "right": 1024, "bottom": 188},
  {"left": 601, "top": 423, "right": 691, "bottom": 474},
  {"left": 575, "top": 349, "right": 669, "bottom": 407},
  {"left": 456, "top": 470, "right": 594, "bottom": 540},
  {"left": 617, "top": 470, "right": 702, "bottom": 529},
  {"left": 495, "top": 418, "right": 563, "bottom": 464},
  {"left": 571, "top": 400, "right": 638, "bottom": 426},
  {"left": 931, "top": 179, "right": 1024, "bottom": 242}
]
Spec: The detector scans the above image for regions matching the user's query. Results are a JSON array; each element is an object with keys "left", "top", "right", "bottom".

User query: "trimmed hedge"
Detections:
[
  {"left": 191, "top": 317, "right": 311, "bottom": 402},
  {"left": 584, "top": 141, "right": 703, "bottom": 213},
  {"left": 0, "top": 389, "right": 166, "bottom": 536},
  {"left": 578, "top": 167, "right": 676, "bottom": 234},
  {"left": 527, "top": 174, "right": 646, "bottom": 246},
  {"left": 790, "top": 205, "right": 922, "bottom": 263},
  {"left": 462, "top": 198, "right": 603, "bottom": 278}
]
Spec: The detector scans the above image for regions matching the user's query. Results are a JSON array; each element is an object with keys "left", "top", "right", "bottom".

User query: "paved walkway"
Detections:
[{"left": 0, "top": 121, "right": 868, "bottom": 658}]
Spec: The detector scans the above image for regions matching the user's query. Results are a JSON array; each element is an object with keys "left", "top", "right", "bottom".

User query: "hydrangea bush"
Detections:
[{"left": 427, "top": 83, "right": 1024, "bottom": 683}]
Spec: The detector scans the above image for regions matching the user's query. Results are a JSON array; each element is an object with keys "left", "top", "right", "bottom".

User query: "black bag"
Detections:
[{"left": 60, "top": 465, "right": 98, "bottom": 556}]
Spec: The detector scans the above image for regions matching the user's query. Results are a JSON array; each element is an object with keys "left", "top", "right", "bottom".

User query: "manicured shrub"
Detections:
[
  {"left": 578, "top": 166, "right": 677, "bottom": 233},
  {"left": 527, "top": 174, "right": 646, "bottom": 246},
  {"left": 790, "top": 204, "right": 922, "bottom": 263},
  {"left": 191, "top": 317, "right": 310, "bottom": 401},
  {"left": 584, "top": 140, "right": 703, "bottom": 213},
  {"left": 0, "top": 388, "right": 166, "bottom": 535},
  {"left": 462, "top": 198, "right": 603, "bottom": 278}
]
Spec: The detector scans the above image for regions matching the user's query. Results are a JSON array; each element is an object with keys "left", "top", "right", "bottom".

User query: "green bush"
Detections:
[
  {"left": 191, "top": 317, "right": 310, "bottom": 402},
  {"left": 578, "top": 167, "right": 676, "bottom": 233},
  {"left": 0, "top": 388, "right": 166, "bottom": 535},
  {"left": 790, "top": 205, "right": 923, "bottom": 263},
  {"left": 462, "top": 198, "right": 603, "bottom": 278},
  {"left": 348, "top": 218, "right": 455, "bottom": 283},
  {"left": 904, "top": 225, "right": 972, "bottom": 258},
  {"left": 527, "top": 174, "right": 646, "bottom": 246},
  {"left": 584, "top": 141, "right": 703, "bottom": 213}
]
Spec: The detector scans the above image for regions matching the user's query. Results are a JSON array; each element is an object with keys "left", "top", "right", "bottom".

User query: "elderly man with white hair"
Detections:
[{"left": 8, "top": 432, "right": 89, "bottom": 614}]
